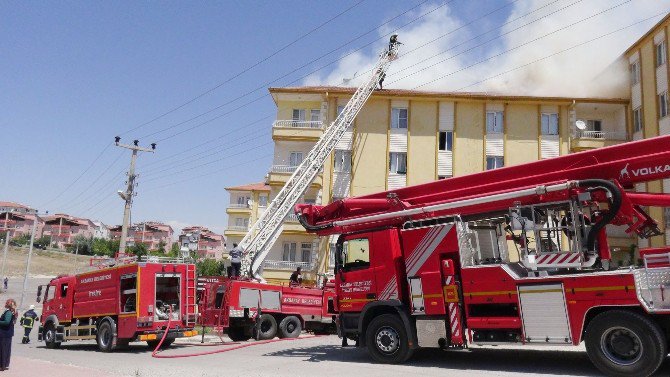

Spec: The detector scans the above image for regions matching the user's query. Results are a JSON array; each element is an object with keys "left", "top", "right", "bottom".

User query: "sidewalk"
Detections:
[{"left": 3, "top": 356, "right": 126, "bottom": 377}]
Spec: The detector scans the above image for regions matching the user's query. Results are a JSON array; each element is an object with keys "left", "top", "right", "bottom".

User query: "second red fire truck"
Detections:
[
  {"left": 37, "top": 257, "right": 198, "bottom": 351},
  {"left": 296, "top": 135, "right": 670, "bottom": 377}
]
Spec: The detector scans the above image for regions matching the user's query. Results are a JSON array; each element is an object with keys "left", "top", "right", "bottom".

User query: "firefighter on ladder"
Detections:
[{"left": 20, "top": 305, "right": 38, "bottom": 344}]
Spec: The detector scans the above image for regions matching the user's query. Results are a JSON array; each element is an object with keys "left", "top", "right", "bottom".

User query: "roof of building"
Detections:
[
  {"left": 0, "top": 201, "right": 33, "bottom": 210},
  {"left": 225, "top": 182, "right": 271, "bottom": 192},
  {"left": 0, "top": 212, "right": 43, "bottom": 222},
  {"left": 268, "top": 86, "right": 629, "bottom": 104},
  {"left": 623, "top": 12, "right": 670, "bottom": 55},
  {"left": 43, "top": 214, "right": 94, "bottom": 227}
]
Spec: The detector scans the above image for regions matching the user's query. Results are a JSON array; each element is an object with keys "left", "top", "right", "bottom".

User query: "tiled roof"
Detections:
[
  {"left": 0, "top": 201, "right": 31, "bottom": 209},
  {"left": 268, "top": 86, "right": 629, "bottom": 103},
  {"left": 225, "top": 182, "right": 271, "bottom": 192}
]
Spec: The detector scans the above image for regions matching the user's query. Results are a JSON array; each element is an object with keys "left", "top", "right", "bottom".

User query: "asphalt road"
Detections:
[{"left": 5, "top": 278, "right": 670, "bottom": 376}]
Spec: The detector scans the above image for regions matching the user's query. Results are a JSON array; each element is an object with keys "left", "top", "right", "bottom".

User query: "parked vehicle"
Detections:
[{"left": 37, "top": 257, "right": 198, "bottom": 351}]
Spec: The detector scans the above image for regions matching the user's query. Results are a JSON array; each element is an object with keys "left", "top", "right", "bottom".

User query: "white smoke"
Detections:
[{"left": 305, "top": 0, "right": 670, "bottom": 97}]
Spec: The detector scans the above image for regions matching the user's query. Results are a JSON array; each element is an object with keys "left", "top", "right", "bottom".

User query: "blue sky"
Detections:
[{"left": 1, "top": 1, "right": 667, "bottom": 236}]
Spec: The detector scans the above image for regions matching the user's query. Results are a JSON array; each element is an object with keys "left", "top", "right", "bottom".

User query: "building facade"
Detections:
[
  {"left": 130, "top": 221, "right": 174, "bottom": 252},
  {"left": 622, "top": 14, "right": 670, "bottom": 250},
  {"left": 179, "top": 226, "right": 225, "bottom": 259},
  {"left": 0, "top": 212, "right": 43, "bottom": 240},
  {"left": 42, "top": 214, "right": 96, "bottom": 249},
  {"left": 0, "top": 201, "right": 37, "bottom": 215}
]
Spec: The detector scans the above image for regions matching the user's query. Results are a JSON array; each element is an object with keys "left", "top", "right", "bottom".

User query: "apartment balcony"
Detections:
[
  {"left": 570, "top": 130, "right": 628, "bottom": 151},
  {"left": 226, "top": 203, "right": 252, "bottom": 214},
  {"left": 268, "top": 165, "right": 322, "bottom": 189},
  {"left": 272, "top": 120, "right": 324, "bottom": 141},
  {"left": 263, "top": 260, "right": 315, "bottom": 271}
]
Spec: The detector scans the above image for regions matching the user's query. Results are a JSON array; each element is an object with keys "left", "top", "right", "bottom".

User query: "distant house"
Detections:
[
  {"left": 42, "top": 214, "right": 96, "bottom": 249},
  {"left": 131, "top": 221, "right": 174, "bottom": 252},
  {"left": 0, "top": 212, "right": 44, "bottom": 240},
  {"left": 92, "top": 221, "right": 110, "bottom": 240},
  {"left": 179, "top": 226, "right": 225, "bottom": 259},
  {"left": 0, "top": 201, "right": 37, "bottom": 215}
]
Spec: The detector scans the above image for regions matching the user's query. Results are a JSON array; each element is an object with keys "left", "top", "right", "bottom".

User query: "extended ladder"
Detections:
[
  {"left": 185, "top": 263, "right": 198, "bottom": 327},
  {"left": 240, "top": 36, "right": 401, "bottom": 280}
]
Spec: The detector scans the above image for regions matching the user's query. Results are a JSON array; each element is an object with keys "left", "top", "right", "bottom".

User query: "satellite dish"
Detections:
[{"left": 575, "top": 120, "right": 587, "bottom": 130}]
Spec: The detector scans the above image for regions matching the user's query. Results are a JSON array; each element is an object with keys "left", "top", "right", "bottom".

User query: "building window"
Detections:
[
  {"left": 258, "top": 195, "right": 268, "bottom": 207},
  {"left": 236, "top": 196, "right": 250, "bottom": 207},
  {"left": 630, "top": 61, "right": 640, "bottom": 85},
  {"left": 391, "top": 108, "right": 408, "bottom": 129},
  {"left": 633, "top": 107, "right": 643, "bottom": 133},
  {"left": 289, "top": 151, "right": 303, "bottom": 167},
  {"left": 665, "top": 207, "right": 670, "bottom": 227},
  {"left": 438, "top": 175, "right": 450, "bottom": 180},
  {"left": 541, "top": 113, "right": 559, "bottom": 135},
  {"left": 282, "top": 242, "right": 297, "bottom": 262},
  {"left": 486, "top": 156, "right": 504, "bottom": 170},
  {"left": 659, "top": 92, "right": 668, "bottom": 118},
  {"left": 310, "top": 109, "right": 320, "bottom": 122},
  {"left": 486, "top": 111, "right": 503, "bottom": 133},
  {"left": 656, "top": 41, "right": 667, "bottom": 67},
  {"left": 586, "top": 120, "right": 602, "bottom": 132},
  {"left": 334, "top": 150, "right": 352, "bottom": 173},
  {"left": 292, "top": 109, "right": 306, "bottom": 121},
  {"left": 301, "top": 242, "right": 312, "bottom": 263},
  {"left": 438, "top": 131, "right": 453, "bottom": 151},
  {"left": 389, "top": 152, "right": 407, "bottom": 174},
  {"left": 337, "top": 105, "right": 345, "bottom": 116}
]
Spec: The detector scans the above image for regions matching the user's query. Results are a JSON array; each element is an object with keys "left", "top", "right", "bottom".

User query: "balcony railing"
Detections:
[
  {"left": 574, "top": 130, "right": 627, "bottom": 140},
  {"left": 285, "top": 214, "right": 299, "bottom": 223},
  {"left": 271, "top": 165, "right": 298, "bottom": 173},
  {"left": 273, "top": 120, "right": 323, "bottom": 129},
  {"left": 227, "top": 226, "right": 249, "bottom": 232},
  {"left": 263, "top": 260, "right": 315, "bottom": 271},
  {"left": 228, "top": 203, "right": 251, "bottom": 209}
]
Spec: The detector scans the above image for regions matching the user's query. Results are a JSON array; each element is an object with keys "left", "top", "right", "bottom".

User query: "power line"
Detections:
[
  {"left": 137, "top": 0, "right": 454, "bottom": 142},
  {"left": 38, "top": 142, "right": 113, "bottom": 209},
  {"left": 119, "top": 0, "right": 367, "bottom": 137}
]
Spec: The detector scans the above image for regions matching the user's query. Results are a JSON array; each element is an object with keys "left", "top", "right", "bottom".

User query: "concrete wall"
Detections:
[
  {"left": 506, "top": 104, "right": 539, "bottom": 167},
  {"left": 351, "top": 99, "right": 389, "bottom": 196},
  {"left": 453, "top": 102, "right": 484, "bottom": 176},
  {"left": 408, "top": 100, "right": 438, "bottom": 185}
]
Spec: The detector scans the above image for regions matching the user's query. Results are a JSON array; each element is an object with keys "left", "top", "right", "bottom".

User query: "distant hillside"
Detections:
[{"left": 2, "top": 246, "right": 95, "bottom": 278}]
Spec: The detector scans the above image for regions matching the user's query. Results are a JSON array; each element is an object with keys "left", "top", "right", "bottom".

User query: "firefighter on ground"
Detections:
[
  {"left": 20, "top": 305, "right": 38, "bottom": 344},
  {"left": 230, "top": 243, "right": 242, "bottom": 278},
  {"left": 289, "top": 267, "right": 302, "bottom": 286}
]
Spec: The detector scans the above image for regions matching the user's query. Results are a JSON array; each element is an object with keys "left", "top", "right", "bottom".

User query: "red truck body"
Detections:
[
  {"left": 198, "top": 277, "right": 336, "bottom": 340},
  {"left": 38, "top": 260, "right": 198, "bottom": 351},
  {"left": 296, "top": 135, "right": 670, "bottom": 377}
]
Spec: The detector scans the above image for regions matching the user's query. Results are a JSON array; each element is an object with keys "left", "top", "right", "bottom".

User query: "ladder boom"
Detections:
[{"left": 239, "top": 36, "right": 401, "bottom": 280}]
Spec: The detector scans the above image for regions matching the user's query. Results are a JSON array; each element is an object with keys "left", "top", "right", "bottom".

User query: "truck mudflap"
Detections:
[{"left": 137, "top": 328, "right": 198, "bottom": 342}]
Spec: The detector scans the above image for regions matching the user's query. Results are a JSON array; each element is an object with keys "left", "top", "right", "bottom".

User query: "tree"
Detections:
[
  {"left": 196, "top": 258, "right": 225, "bottom": 276},
  {"left": 67, "top": 235, "right": 93, "bottom": 255},
  {"left": 157, "top": 240, "right": 167, "bottom": 254},
  {"left": 10, "top": 234, "right": 31, "bottom": 246},
  {"left": 91, "top": 238, "right": 117, "bottom": 257},
  {"left": 168, "top": 243, "right": 180, "bottom": 258},
  {"left": 128, "top": 243, "right": 148, "bottom": 258},
  {"left": 35, "top": 236, "right": 51, "bottom": 248}
]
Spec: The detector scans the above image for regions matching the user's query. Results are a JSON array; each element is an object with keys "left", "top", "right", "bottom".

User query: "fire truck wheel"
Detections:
[
  {"left": 253, "top": 314, "right": 278, "bottom": 340},
  {"left": 278, "top": 316, "right": 302, "bottom": 338},
  {"left": 228, "top": 326, "right": 251, "bottom": 341},
  {"left": 44, "top": 324, "right": 60, "bottom": 349},
  {"left": 365, "top": 314, "right": 414, "bottom": 364},
  {"left": 585, "top": 310, "right": 666, "bottom": 377},
  {"left": 96, "top": 321, "right": 115, "bottom": 352}
]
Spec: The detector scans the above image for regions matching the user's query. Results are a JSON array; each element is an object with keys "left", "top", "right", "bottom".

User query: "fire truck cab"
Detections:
[{"left": 38, "top": 259, "right": 198, "bottom": 352}]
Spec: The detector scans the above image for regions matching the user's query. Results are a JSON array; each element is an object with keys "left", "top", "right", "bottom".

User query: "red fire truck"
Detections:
[
  {"left": 198, "top": 277, "right": 336, "bottom": 340},
  {"left": 296, "top": 135, "right": 670, "bottom": 376},
  {"left": 37, "top": 258, "right": 198, "bottom": 351}
]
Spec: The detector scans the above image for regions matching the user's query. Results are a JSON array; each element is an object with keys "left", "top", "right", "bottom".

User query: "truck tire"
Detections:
[
  {"left": 228, "top": 326, "right": 251, "bottom": 342},
  {"left": 585, "top": 310, "right": 666, "bottom": 377},
  {"left": 278, "top": 316, "right": 301, "bottom": 338},
  {"left": 96, "top": 320, "right": 115, "bottom": 352},
  {"left": 254, "top": 314, "right": 278, "bottom": 340},
  {"left": 44, "top": 323, "right": 61, "bottom": 349},
  {"left": 365, "top": 314, "right": 414, "bottom": 364}
]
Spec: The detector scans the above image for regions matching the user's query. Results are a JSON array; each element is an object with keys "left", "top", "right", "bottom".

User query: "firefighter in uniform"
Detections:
[{"left": 20, "top": 305, "right": 38, "bottom": 344}]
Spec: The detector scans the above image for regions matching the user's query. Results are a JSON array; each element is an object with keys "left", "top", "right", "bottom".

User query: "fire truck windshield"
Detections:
[{"left": 338, "top": 238, "right": 370, "bottom": 271}]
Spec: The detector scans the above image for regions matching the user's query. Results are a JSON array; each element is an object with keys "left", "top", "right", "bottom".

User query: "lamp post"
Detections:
[
  {"left": 18, "top": 210, "right": 47, "bottom": 310},
  {"left": 1, "top": 210, "right": 14, "bottom": 292}
]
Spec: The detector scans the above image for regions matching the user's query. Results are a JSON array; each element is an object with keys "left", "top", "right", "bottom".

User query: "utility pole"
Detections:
[
  {"left": 1, "top": 210, "right": 12, "bottom": 291},
  {"left": 19, "top": 213, "right": 39, "bottom": 310},
  {"left": 115, "top": 137, "right": 155, "bottom": 257}
]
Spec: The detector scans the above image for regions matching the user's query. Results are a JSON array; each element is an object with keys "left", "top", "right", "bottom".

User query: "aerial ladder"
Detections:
[{"left": 239, "top": 35, "right": 401, "bottom": 280}]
